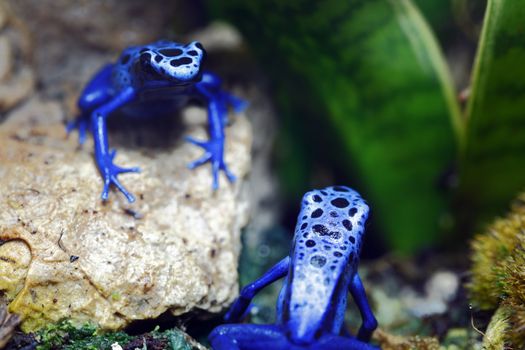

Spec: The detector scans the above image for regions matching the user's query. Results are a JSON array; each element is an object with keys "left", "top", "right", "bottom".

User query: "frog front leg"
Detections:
[
  {"left": 67, "top": 64, "right": 114, "bottom": 146},
  {"left": 223, "top": 256, "right": 290, "bottom": 323},
  {"left": 187, "top": 72, "right": 247, "bottom": 190},
  {"left": 210, "top": 257, "right": 290, "bottom": 350},
  {"left": 349, "top": 273, "right": 378, "bottom": 342},
  {"left": 91, "top": 87, "right": 140, "bottom": 202}
]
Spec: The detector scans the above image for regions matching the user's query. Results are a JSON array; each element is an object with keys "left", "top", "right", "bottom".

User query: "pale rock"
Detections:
[
  {"left": 0, "top": 97, "right": 252, "bottom": 331},
  {"left": 0, "top": 1, "right": 34, "bottom": 115}
]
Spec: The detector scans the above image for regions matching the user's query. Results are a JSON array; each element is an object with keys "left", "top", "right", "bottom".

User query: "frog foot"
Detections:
[
  {"left": 99, "top": 150, "right": 141, "bottom": 202},
  {"left": 186, "top": 136, "right": 236, "bottom": 190},
  {"left": 224, "top": 92, "right": 249, "bottom": 113},
  {"left": 65, "top": 117, "right": 89, "bottom": 146}
]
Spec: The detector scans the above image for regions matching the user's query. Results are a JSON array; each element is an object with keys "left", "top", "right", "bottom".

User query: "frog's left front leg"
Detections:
[
  {"left": 187, "top": 73, "right": 246, "bottom": 190},
  {"left": 91, "top": 87, "right": 140, "bottom": 202}
]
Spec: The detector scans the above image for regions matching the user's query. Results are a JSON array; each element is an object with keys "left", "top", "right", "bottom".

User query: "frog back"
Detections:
[{"left": 280, "top": 186, "right": 369, "bottom": 343}]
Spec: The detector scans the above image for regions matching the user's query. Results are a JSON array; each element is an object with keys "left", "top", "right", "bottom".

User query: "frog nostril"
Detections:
[
  {"left": 139, "top": 52, "right": 152, "bottom": 68},
  {"left": 140, "top": 52, "right": 151, "bottom": 61}
]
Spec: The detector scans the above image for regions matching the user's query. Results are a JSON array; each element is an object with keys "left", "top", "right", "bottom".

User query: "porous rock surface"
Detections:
[
  {"left": 0, "top": 1, "right": 34, "bottom": 115},
  {"left": 0, "top": 98, "right": 251, "bottom": 331}
]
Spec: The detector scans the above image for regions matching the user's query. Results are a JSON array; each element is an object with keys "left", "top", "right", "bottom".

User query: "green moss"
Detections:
[
  {"left": 34, "top": 320, "right": 204, "bottom": 350},
  {"left": 36, "top": 321, "right": 132, "bottom": 350},
  {"left": 482, "top": 306, "right": 511, "bottom": 350},
  {"left": 469, "top": 193, "right": 525, "bottom": 347}
]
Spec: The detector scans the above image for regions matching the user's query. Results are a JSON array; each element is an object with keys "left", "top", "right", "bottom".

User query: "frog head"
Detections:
[{"left": 137, "top": 41, "right": 206, "bottom": 84}]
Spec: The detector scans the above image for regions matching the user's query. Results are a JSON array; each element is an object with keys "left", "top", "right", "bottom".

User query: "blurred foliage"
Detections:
[
  {"left": 469, "top": 192, "right": 525, "bottom": 348},
  {"left": 414, "top": 0, "right": 455, "bottom": 40},
  {"left": 208, "top": 0, "right": 461, "bottom": 253},
  {"left": 458, "top": 0, "right": 525, "bottom": 230},
  {"left": 451, "top": 0, "right": 488, "bottom": 42},
  {"left": 208, "top": 0, "right": 525, "bottom": 254}
]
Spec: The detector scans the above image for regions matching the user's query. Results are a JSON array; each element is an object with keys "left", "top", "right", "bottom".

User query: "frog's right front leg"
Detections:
[
  {"left": 91, "top": 87, "right": 140, "bottom": 202},
  {"left": 223, "top": 256, "right": 290, "bottom": 324}
]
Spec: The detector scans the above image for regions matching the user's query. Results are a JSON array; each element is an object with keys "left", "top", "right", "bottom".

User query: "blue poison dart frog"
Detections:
[
  {"left": 67, "top": 40, "right": 247, "bottom": 202},
  {"left": 210, "top": 186, "right": 379, "bottom": 350}
]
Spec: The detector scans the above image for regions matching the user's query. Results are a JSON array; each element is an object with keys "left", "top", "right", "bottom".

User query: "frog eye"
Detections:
[
  {"left": 140, "top": 52, "right": 151, "bottom": 66},
  {"left": 139, "top": 52, "right": 159, "bottom": 76}
]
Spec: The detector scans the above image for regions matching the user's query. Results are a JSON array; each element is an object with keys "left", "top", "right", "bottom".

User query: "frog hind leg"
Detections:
[
  {"left": 187, "top": 72, "right": 247, "bottom": 190},
  {"left": 209, "top": 324, "right": 293, "bottom": 350},
  {"left": 314, "top": 334, "right": 380, "bottom": 350},
  {"left": 67, "top": 64, "right": 115, "bottom": 145}
]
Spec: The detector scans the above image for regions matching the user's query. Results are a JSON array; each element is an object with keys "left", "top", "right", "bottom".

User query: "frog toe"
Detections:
[
  {"left": 101, "top": 174, "right": 135, "bottom": 203},
  {"left": 112, "top": 177, "right": 136, "bottom": 203},
  {"left": 222, "top": 164, "right": 236, "bottom": 183},
  {"left": 187, "top": 152, "right": 212, "bottom": 169},
  {"left": 66, "top": 118, "right": 89, "bottom": 146},
  {"left": 185, "top": 135, "right": 207, "bottom": 148},
  {"left": 211, "top": 161, "right": 220, "bottom": 190},
  {"left": 115, "top": 165, "right": 141, "bottom": 174},
  {"left": 228, "top": 94, "right": 249, "bottom": 113}
]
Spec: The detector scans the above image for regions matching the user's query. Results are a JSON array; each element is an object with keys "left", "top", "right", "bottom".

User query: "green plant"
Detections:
[{"left": 207, "top": 0, "right": 525, "bottom": 253}]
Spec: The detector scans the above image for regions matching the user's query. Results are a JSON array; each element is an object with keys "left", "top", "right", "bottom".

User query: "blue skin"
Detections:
[
  {"left": 210, "top": 186, "right": 379, "bottom": 350},
  {"left": 67, "top": 40, "right": 247, "bottom": 202}
]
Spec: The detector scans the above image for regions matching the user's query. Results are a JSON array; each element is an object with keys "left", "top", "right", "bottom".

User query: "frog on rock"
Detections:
[
  {"left": 67, "top": 40, "right": 246, "bottom": 202},
  {"left": 210, "top": 186, "right": 379, "bottom": 350}
]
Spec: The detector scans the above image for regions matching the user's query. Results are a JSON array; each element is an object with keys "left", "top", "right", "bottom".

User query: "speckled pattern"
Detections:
[
  {"left": 293, "top": 186, "right": 367, "bottom": 276},
  {"left": 210, "top": 187, "right": 378, "bottom": 350},
  {"left": 111, "top": 40, "right": 206, "bottom": 90},
  {"left": 284, "top": 186, "right": 368, "bottom": 336}
]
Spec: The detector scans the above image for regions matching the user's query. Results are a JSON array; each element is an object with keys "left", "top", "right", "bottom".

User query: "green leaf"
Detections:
[
  {"left": 209, "top": 0, "right": 460, "bottom": 252},
  {"left": 413, "top": 0, "right": 454, "bottom": 39},
  {"left": 459, "top": 0, "right": 525, "bottom": 227}
]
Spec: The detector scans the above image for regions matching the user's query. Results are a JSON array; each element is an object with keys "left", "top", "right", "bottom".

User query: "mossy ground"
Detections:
[
  {"left": 469, "top": 193, "right": 525, "bottom": 348},
  {"left": 3, "top": 320, "right": 204, "bottom": 350}
]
